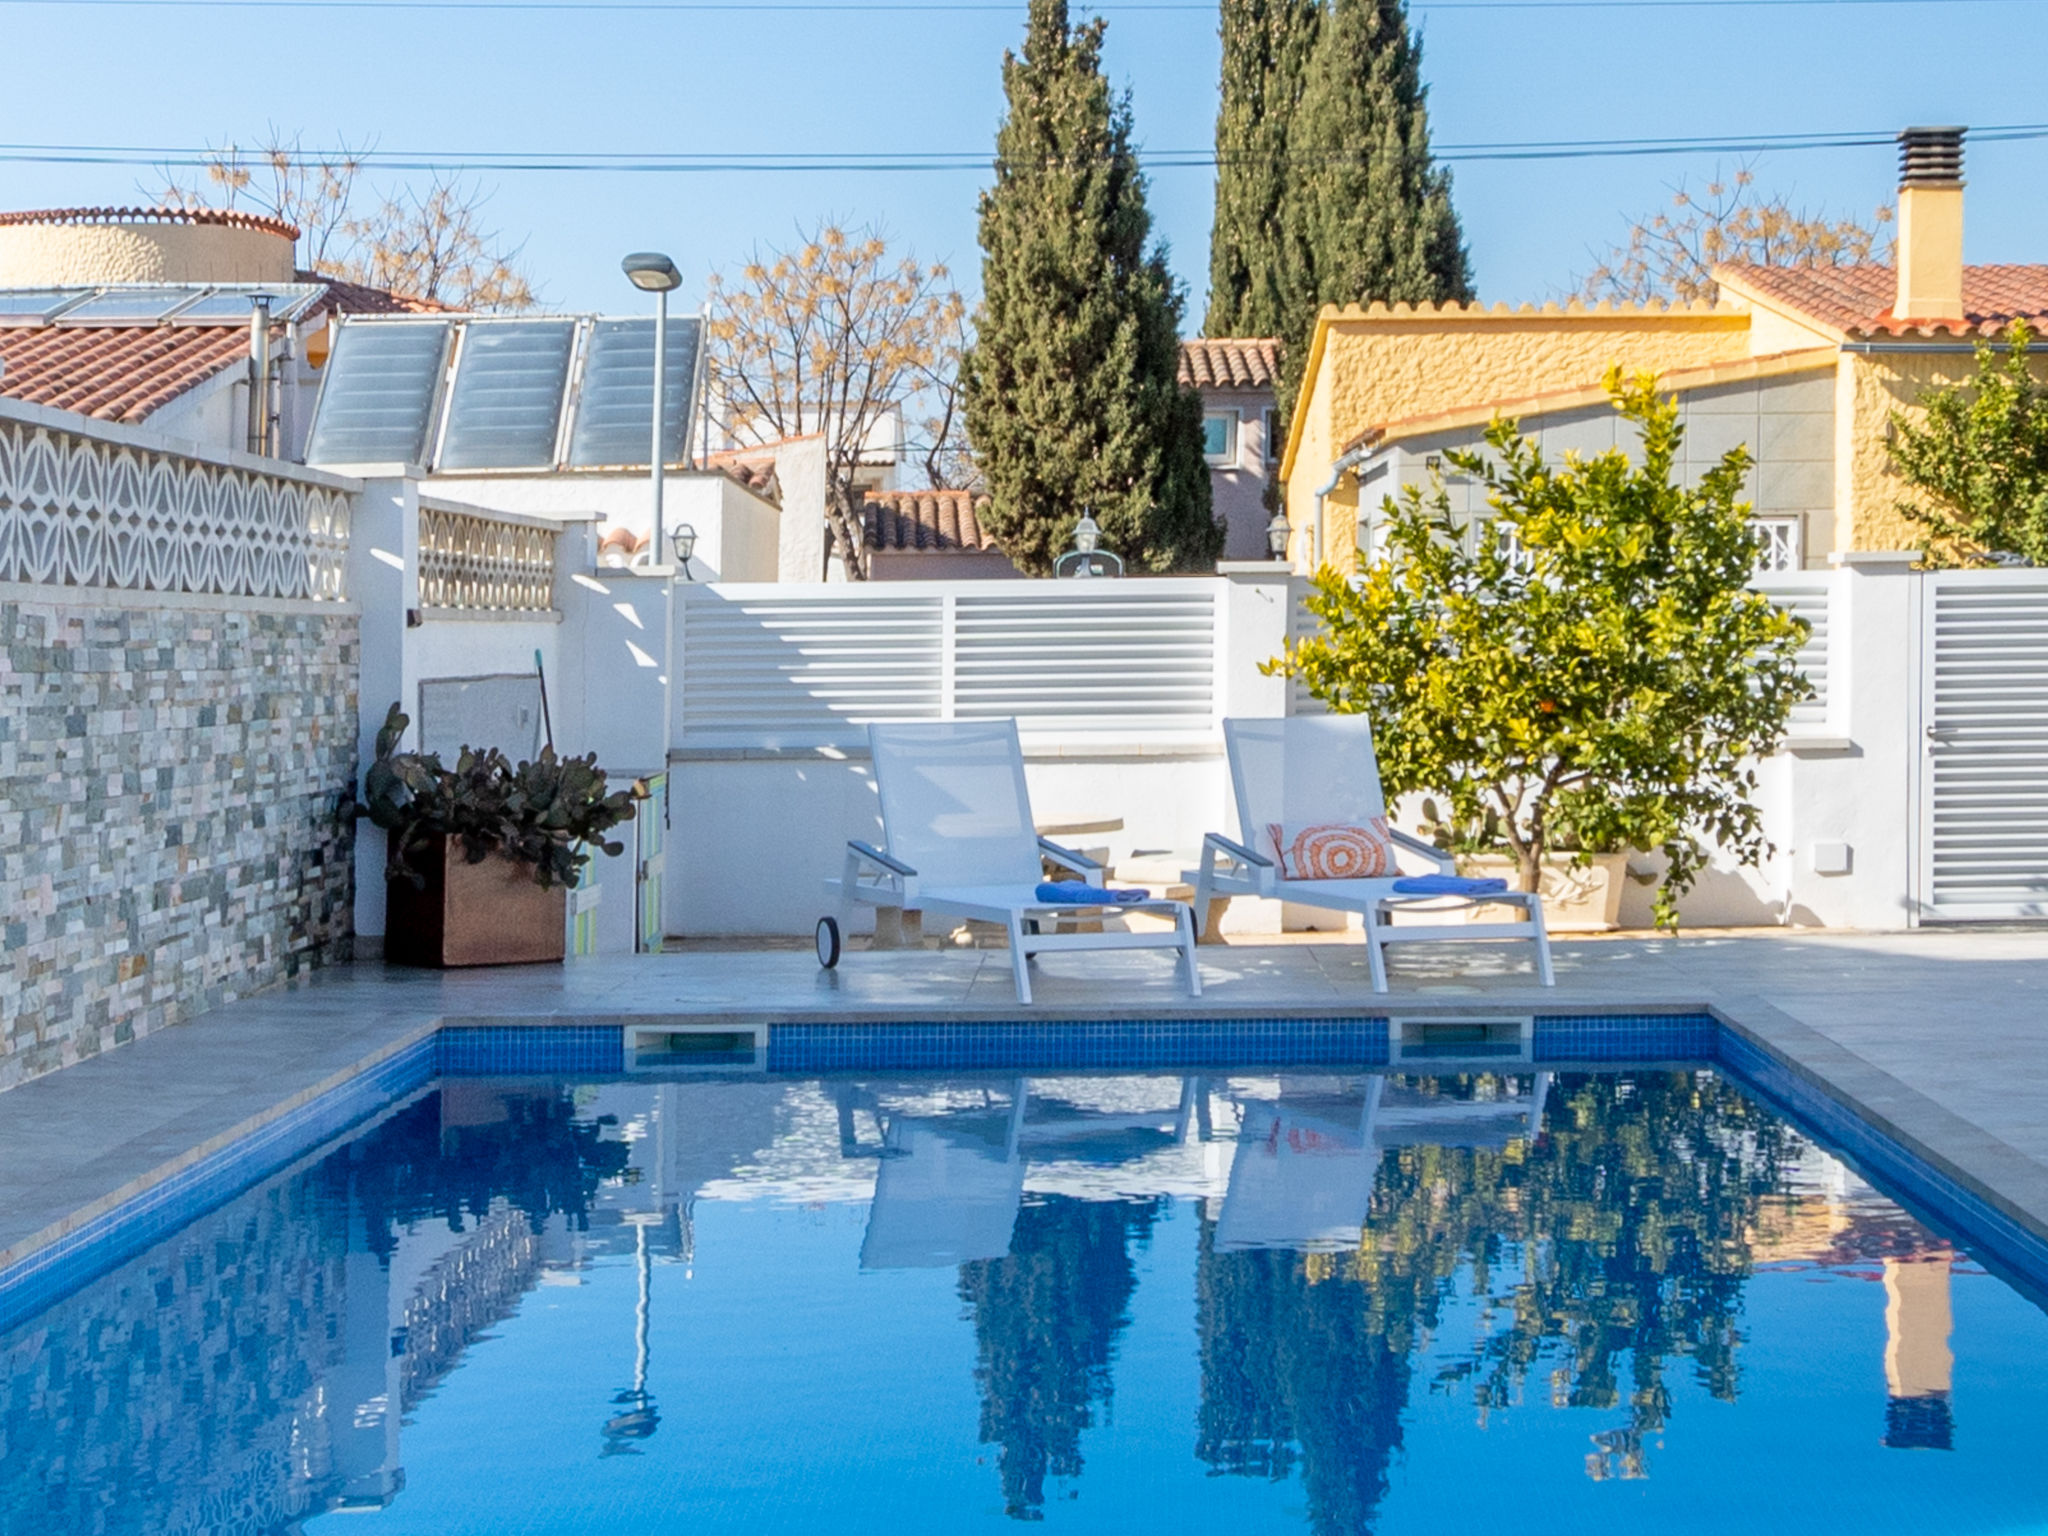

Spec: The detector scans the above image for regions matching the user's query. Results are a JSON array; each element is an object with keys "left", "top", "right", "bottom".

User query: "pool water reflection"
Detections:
[{"left": 4, "top": 1068, "right": 2046, "bottom": 1535}]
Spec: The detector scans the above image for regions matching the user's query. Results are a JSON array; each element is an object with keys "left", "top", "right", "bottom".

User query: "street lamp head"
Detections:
[
  {"left": 621, "top": 251, "right": 683, "bottom": 293},
  {"left": 1073, "top": 512, "right": 1100, "bottom": 555}
]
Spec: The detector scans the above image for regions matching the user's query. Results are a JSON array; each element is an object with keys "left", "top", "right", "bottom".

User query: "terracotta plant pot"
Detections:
[
  {"left": 386, "top": 835, "right": 567, "bottom": 967},
  {"left": 1456, "top": 851, "right": 1631, "bottom": 933}
]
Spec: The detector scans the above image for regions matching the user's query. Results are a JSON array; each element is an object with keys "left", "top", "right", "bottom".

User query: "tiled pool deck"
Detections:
[{"left": 3, "top": 930, "right": 2046, "bottom": 1290}]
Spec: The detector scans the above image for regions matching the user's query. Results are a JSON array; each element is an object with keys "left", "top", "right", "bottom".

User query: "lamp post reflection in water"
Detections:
[{"left": 602, "top": 1214, "right": 665, "bottom": 1455}]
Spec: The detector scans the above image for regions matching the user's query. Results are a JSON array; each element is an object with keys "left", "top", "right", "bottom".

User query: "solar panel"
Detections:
[
  {"left": 304, "top": 321, "right": 452, "bottom": 466},
  {"left": 565, "top": 316, "right": 701, "bottom": 468},
  {"left": 54, "top": 287, "right": 211, "bottom": 323},
  {"left": 168, "top": 286, "right": 325, "bottom": 324},
  {"left": 0, "top": 290, "right": 80, "bottom": 322},
  {"left": 435, "top": 319, "right": 577, "bottom": 470}
]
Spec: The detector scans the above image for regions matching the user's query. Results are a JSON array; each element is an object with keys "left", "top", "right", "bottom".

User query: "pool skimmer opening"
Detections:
[
  {"left": 623, "top": 1022, "right": 769, "bottom": 1075},
  {"left": 1389, "top": 1015, "right": 1534, "bottom": 1066}
]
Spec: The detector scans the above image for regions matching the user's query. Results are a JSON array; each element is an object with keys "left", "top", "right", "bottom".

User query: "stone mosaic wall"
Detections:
[{"left": 0, "top": 591, "right": 357, "bottom": 1090}]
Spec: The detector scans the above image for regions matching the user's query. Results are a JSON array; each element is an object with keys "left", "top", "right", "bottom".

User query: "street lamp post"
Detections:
[{"left": 621, "top": 252, "right": 684, "bottom": 565}]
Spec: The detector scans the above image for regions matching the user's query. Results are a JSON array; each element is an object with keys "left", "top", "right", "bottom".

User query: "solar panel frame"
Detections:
[
  {"left": 563, "top": 315, "right": 703, "bottom": 469},
  {"left": 432, "top": 317, "right": 580, "bottom": 472},
  {"left": 0, "top": 290, "right": 89, "bottom": 324},
  {"left": 302, "top": 318, "right": 454, "bottom": 468},
  {"left": 44, "top": 287, "right": 211, "bottom": 325}
]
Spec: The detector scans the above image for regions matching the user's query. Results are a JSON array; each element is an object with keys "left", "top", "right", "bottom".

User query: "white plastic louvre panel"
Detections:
[
  {"left": 1286, "top": 580, "right": 1328, "bottom": 717},
  {"left": 950, "top": 588, "right": 1214, "bottom": 732},
  {"left": 565, "top": 317, "right": 701, "bottom": 468},
  {"left": 436, "top": 319, "right": 577, "bottom": 470},
  {"left": 305, "top": 321, "right": 450, "bottom": 466},
  {"left": 678, "top": 589, "right": 946, "bottom": 748},
  {"left": 1754, "top": 574, "right": 1831, "bottom": 731},
  {"left": 675, "top": 580, "right": 1219, "bottom": 749},
  {"left": 1920, "top": 573, "right": 2048, "bottom": 918}
]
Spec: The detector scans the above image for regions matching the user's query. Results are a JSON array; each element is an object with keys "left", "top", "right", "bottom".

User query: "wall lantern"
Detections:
[
  {"left": 670, "top": 522, "right": 698, "bottom": 580},
  {"left": 1055, "top": 511, "right": 1124, "bottom": 578}
]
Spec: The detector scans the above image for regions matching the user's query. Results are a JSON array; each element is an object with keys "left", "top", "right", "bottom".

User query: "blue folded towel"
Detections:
[
  {"left": 1391, "top": 873, "right": 1510, "bottom": 897},
  {"left": 1035, "top": 881, "right": 1152, "bottom": 905}
]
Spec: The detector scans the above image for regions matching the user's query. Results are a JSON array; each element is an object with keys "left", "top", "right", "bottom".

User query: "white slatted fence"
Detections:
[
  {"left": 1919, "top": 572, "right": 2048, "bottom": 918},
  {"left": 676, "top": 580, "right": 1219, "bottom": 749},
  {"left": 1755, "top": 573, "right": 1832, "bottom": 732}
]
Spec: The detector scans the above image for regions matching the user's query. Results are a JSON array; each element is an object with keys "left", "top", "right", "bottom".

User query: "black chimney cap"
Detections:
[{"left": 1898, "top": 126, "right": 1965, "bottom": 188}]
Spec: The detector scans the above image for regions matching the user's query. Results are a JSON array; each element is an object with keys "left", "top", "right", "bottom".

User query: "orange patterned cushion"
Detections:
[{"left": 1266, "top": 819, "right": 1395, "bottom": 881}]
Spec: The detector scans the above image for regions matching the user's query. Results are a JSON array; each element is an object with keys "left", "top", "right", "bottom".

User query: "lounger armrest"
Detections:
[
  {"left": 847, "top": 840, "right": 916, "bottom": 877},
  {"left": 1388, "top": 827, "right": 1454, "bottom": 872},
  {"left": 1204, "top": 831, "right": 1273, "bottom": 869},
  {"left": 1038, "top": 837, "right": 1105, "bottom": 884}
]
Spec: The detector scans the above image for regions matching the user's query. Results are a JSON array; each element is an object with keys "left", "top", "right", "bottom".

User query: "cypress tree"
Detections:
[
  {"left": 963, "top": 0, "right": 1223, "bottom": 575},
  {"left": 1205, "top": 0, "right": 1320, "bottom": 341}
]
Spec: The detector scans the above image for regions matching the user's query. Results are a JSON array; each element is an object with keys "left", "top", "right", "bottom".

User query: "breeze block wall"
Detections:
[{"left": 0, "top": 589, "right": 358, "bottom": 1090}]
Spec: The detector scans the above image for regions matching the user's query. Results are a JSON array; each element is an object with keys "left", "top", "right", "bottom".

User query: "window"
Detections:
[
  {"left": 1750, "top": 515, "right": 1803, "bottom": 573},
  {"left": 1203, "top": 409, "right": 1239, "bottom": 465},
  {"left": 1263, "top": 406, "right": 1281, "bottom": 466}
]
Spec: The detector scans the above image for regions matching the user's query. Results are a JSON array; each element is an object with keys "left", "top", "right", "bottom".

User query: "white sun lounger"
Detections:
[
  {"left": 820, "top": 720, "right": 1201, "bottom": 1004},
  {"left": 1187, "top": 716, "right": 1553, "bottom": 992}
]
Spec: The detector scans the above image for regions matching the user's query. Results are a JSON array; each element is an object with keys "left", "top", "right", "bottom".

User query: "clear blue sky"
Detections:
[{"left": 7, "top": 0, "right": 2048, "bottom": 319}]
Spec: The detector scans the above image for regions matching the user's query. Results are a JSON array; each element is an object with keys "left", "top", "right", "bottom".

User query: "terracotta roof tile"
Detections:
[
  {"left": 301, "top": 272, "right": 449, "bottom": 315},
  {"left": 0, "top": 276, "right": 440, "bottom": 424},
  {"left": 1179, "top": 337, "right": 1279, "bottom": 391},
  {"left": 702, "top": 445, "right": 783, "bottom": 503},
  {"left": 0, "top": 324, "right": 251, "bottom": 422},
  {"left": 861, "top": 488, "right": 998, "bottom": 553},
  {"left": 1717, "top": 262, "right": 2048, "bottom": 338}
]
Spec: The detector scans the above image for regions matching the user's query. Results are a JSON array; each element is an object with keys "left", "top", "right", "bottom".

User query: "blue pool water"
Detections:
[{"left": 4, "top": 1062, "right": 2047, "bottom": 1535}]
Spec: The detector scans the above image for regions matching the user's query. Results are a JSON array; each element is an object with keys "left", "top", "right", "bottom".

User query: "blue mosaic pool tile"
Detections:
[
  {"left": 767, "top": 1017, "right": 1393, "bottom": 1073},
  {"left": 1533, "top": 1013, "right": 1718, "bottom": 1062},
  {"left": 436, "top": 1025, "right": 624, "bottom": 1077},
  {"left": 0, "top": 1033, "right": 436, "bottom": 1335},
  {"left": 1716, "top": 1029, "right": 2048, "bottom": 1294}
]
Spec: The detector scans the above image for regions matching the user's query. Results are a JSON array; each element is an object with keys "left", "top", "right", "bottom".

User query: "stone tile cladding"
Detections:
[{"left": 0, "top": 596, "right": 357, "bottom": 1089}]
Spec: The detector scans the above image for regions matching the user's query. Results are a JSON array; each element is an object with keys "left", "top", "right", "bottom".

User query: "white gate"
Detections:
[{"left": 1918, "top": 571, "right": 2048, "bottom": 920}]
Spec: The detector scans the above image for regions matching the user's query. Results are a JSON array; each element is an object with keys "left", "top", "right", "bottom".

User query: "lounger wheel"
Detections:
[{"left": 816, "top": 916, "right": 841, "bottom": 969}]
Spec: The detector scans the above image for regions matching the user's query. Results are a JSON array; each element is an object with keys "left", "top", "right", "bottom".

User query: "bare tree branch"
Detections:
[
  {"left": 707, "top": 221, "right": 967, "bottom": 578},
  {"left": 1577, "top": 162, "right": 1893, "bottom": 306}
]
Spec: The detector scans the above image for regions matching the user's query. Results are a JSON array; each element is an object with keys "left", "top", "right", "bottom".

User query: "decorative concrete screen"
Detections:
[
  {"left": 675, "top": 579, "right": 1219, "bottom": 749},
  {"left": 417, "top": 499, "right": 559, "bottom": 615},
  {"left": 0, "top": 407, "right": 351, "bottom": 600}
]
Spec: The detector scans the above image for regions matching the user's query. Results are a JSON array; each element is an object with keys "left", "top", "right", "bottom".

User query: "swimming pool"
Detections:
[{"left": 4, "top": 1029, "right": 2047, "bottom": 1534}]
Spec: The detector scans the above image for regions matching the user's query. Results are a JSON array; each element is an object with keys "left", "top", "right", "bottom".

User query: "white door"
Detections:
[{"left": 1918, "top": 571, "right": 2048, "bottom": 920}]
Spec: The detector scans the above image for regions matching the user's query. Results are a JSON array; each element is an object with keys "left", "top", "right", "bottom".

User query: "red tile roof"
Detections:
[
  {"left": 1179, "top": 337, "right": 1279, "bottom": 391},
  {"left": 1718, "top": 262, "right": 2048, "bottom": 338},
  {"left": 0, "top": 277, "right": 443, "bottom": 423},
  {"left": 0, "top": 324, "right": 252, "bottom": 423},
  {"left": 861, "top": 488, "right": 998, "bottom": 553},
  {"left": 301, "top": 272, "right": 449, "bottom": 315}
]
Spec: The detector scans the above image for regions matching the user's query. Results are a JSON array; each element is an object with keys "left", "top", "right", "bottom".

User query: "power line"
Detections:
[
  {"left": 5, "top": 124, "right": 2047, "bottom": 174},
  {"left": 0, "top": 0, "right": 2039, "bottom": 10}
]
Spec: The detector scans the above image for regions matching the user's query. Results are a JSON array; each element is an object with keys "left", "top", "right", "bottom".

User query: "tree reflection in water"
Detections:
[
  {"left": 957, "top": 1196, "right": 1162, "bottom": 1519},
  {"left": 1193, "top": 1070, "right": 1797, "bottom": 1533}
]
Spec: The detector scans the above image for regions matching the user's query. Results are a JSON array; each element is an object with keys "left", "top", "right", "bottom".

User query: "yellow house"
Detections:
[{"left": 1279, "top": 126, "right": 2048, "bottom": 572}]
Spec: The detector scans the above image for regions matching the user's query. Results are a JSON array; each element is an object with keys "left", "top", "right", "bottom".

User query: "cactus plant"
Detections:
[{"left": 360, "top": 702, "right": 644, "bottom": 891}]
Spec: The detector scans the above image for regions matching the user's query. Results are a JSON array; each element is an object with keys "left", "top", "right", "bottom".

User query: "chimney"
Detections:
[{"left": 1894, "top": 126, "right": 1965, "bottom": 324}]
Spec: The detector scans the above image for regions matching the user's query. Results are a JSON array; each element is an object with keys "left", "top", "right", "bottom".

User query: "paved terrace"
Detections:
[{"left": 3, "top": 931, "right": 2046, "bottom": 1277}]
